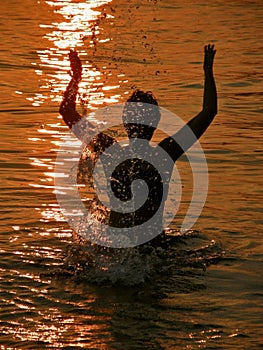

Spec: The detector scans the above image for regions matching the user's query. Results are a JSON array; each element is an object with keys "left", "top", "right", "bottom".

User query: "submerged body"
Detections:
[{"left": 59, "top": 45, "right": 217, "bottom": 246}]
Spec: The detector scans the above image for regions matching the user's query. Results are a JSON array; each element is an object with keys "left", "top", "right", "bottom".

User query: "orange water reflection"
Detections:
[
  {"left": 34, "top": 0, "right": 119, "bottom": 107},
  {"left": 29, "top": 0, "right": 121, "bottom": 225}
]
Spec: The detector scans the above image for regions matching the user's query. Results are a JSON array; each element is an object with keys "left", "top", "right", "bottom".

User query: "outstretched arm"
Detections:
[
  {"left": 187, "top": 44, "right": 217, "bottom": 139},
  {"left": 59, "top": 50, "right": 116, "bottom": 153},
  {"left": 159, "top": 44, "right": 217, "bottom": 162},
  {"left": 59, "top": 49, "right": 83, "bottom": 129}
]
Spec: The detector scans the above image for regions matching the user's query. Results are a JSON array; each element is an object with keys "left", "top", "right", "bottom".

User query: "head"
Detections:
[{"left": 122, "top": 90, "right": 160, "bottom": 141}]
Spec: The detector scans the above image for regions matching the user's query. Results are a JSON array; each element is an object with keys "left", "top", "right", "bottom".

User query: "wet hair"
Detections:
[
  {"left": 126, "top": 89, "right": 159, "bottom": 106},
  {"left": 123, "top": 90, "right": 160, "bottom": 140}
]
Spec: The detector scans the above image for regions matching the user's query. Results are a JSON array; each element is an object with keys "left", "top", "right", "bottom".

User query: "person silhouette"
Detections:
[{"left": 59, "top": 44, "right": 217, "bottom": 246}]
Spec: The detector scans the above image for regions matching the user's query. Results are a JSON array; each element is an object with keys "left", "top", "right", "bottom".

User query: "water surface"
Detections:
[{"left": 0, "top": 0, "right": 262, "bottom": 348}]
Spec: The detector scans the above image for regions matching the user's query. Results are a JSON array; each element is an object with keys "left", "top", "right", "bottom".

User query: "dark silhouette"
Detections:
[{"left": 59, "top": 44, "right": 217, "bottom": 244}]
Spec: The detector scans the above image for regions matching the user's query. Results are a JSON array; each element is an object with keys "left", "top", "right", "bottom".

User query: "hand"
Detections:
[
  {"left": 69, "top": 49, "right": 82, "bottom": 81},
  {"left": 203, "top": 44, "right": 216, "bottom": 72}
]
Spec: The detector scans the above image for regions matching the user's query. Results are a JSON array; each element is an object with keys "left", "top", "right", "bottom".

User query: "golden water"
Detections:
[{"left": 0, "top": 0, "right": 262, "bottom": 348}]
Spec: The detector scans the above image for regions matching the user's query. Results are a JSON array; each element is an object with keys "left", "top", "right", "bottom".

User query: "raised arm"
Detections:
[
  {"left": 59, "top": 50, "right": 116, "bottom": 156},
  {"left": 159, "top": 44, "right": 217, "bottom": 162},
  {"left": 59, "top": 49, "right": 83, "bottom": 129},
  {"left": 187, "top": 44, "right": 217, "bottom": 139}
]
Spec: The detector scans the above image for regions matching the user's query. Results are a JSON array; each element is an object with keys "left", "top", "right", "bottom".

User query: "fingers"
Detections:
[
  {"left": 204, "top": 44, "right": 213, "bottom": 52},
  {"left": 68, "top": 49, "right": 82, "bottom": 80},
  {"left": 204, "top": 44, "right": 216, "bottom": 54},
  {"left": 69, "top": 49, "right": 79, "bottom": 61},
  {"left": 68, "top": 50, "right": 81, "bottom": 67},
  {"left": 203, "top": 44, "right": 216, "bottom": 71}
]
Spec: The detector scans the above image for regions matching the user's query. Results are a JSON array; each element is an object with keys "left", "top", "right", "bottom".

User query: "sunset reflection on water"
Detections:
[
  {"left": 34, "top": 0, "right": 119, "bottom": 108},
  {"left": 1, "top": 0, "right": 262, "bottom": 347},
  {"left": 29, "top": 0, "right": 121, "bottom": 224}
]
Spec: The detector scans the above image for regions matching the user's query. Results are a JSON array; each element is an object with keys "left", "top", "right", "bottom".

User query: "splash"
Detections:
[{"left": 51, "top": 229, "right": 224, "bottom": 286}]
